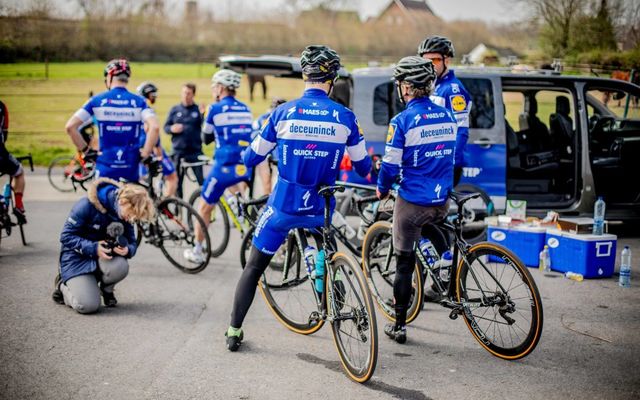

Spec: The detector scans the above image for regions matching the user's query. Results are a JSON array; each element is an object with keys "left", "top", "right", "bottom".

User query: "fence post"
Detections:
[{"left": 45, "top": 58, "right": 49, "bottom": 80}]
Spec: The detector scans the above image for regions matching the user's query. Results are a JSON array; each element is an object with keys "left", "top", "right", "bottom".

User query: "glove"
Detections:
[{"left": 83, "top": 149, "right": 99, "bottom": 163}]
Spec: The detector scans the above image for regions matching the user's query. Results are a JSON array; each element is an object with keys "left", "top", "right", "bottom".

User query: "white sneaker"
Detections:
[{"left": 184, "top": 248, "right": 205, "bottom": 264}]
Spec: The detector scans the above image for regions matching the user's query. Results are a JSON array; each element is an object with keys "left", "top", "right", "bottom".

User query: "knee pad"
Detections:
[{"left": 99, "top": 256, "right": 129, "bottom": 285}]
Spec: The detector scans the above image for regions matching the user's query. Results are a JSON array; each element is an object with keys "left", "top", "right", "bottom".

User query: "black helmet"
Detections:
[
  {"left": 136, "top": 81, "right": 158, "bottom": 100},
  {"left": 300, "top": 45, "right": 341, "bottom": 83},
  {"left": 418, "top": 35, "right": 455, "bottom": 58},
  {"left": 104, "top": 58, "right": 131, "bottom": 78},
  {"left": 393, "top": 56, "right": 437, "bottom": 89}
]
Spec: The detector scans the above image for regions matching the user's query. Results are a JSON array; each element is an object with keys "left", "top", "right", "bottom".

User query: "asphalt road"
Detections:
[{"left": 1, "top": 170, "right": 639, "bottom": 400}]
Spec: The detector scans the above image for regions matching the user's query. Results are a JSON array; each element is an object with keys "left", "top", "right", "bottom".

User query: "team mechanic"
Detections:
[
  {"left": 224, "top": 45, "right": 372, "bottom": 351},
  {"left": 184, "top": 69, "right": 254, "bottom": 264},
  {"left": 65, "top": 59, "right": 160, "bottom": 183},
  {"left": 377, "top": 56, "right": 457, "bottom": 344},
  {"left": 418, "top": 35, "right": 471, "bottom": 186}
]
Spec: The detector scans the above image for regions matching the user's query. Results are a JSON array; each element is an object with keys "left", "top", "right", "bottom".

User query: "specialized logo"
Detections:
[
  {"left": 386, "top": 124, "right": 395, "bottom": 144},
  {"left": 116, "top": 149, "right": 124, "bottom": 161},
  {"left": 450, "top": 95, "right": 467, "bottom": 112},
  {"left": 434, "top": 183, "right": 442, "bottom": 198},
  {"left": 333, "top": 110, "right": 341, "bottom": 123},
  {"left": 302, "top": 191, "right": 311, "bottom": 208},
  {"left": 286, "top": 106, "right": 296, "bottom": 118},
  {"left": 413, "top": 114, "right": 421, "bottom": 125}
]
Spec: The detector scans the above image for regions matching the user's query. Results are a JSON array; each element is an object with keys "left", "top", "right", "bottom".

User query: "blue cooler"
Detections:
[
  {"left": 487, "top": 225, "right": 547, "bottom": 267},
  {"left": 545, "top": 231, "right": 617, "bottom": 278}
]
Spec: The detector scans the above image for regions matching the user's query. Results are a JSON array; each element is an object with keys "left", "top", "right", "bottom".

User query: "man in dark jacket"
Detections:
[
  {"left": 52, "top": 178, "right": 154, "bottom": 314},
  {"left": 164, "top": 83, "right": 204, "bottom": 198}
]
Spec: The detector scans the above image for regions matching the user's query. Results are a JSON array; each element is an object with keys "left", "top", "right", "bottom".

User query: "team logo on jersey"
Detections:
[
  {"left": 356, "top": 119, "right": 363, "bottom": 136},
  {"left": 413, "top": 114, "right": 421, "bottom": 125},
  {"left": 302, "top": 190, "right": 311, "bottom": 208},
  {"left": 116, "top": 149, "right": 124, "bottom": 161},
  {"left": 450, "top": 95, "right": 467, "bottom": 112},
  {"left": 333, "top": 110, "right": 341, "bottom": 123},
  {"left": 191, "top": 112, "right": 199, "bottom": 118},
  {"left": 235, "top": 164, "right": 247, "bottom": 176},
  {"left": 434, "top": 183, "right": 442, "bottom": 198},
  {"left": 286, "top": 106, "right": 296, "bottom": 118},
  {"left": 386, "top": 124, "right": 396, "bottom": 143},
  {"left": 261, "top": 117, "right": 270, "bottom": 129}
]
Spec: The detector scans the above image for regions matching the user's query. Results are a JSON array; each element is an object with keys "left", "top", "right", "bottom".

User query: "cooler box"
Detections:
[
  {"left": 487, "top": 225, "right": 547, "bottom": 267},
  {"left": 545, "top": 231, "right": 617, "bottom": 278}
]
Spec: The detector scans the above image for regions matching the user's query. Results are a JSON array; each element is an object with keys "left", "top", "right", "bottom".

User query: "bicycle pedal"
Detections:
[{"left": 449, "top": 309, "right": 460, "bottom": 320}]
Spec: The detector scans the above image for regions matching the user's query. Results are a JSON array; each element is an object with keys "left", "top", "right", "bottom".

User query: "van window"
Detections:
[
  {"left": 459, "top": 78, "right": 495, "bottom": 129},
  {"left": 585, "top": 88, "right": 640, "bottom": 120},
  {"left": 373, "top": 82, "right": 404, "bottom": 125}
]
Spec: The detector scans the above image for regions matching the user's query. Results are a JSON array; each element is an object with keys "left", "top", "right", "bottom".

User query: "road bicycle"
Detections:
[
  {"left": 0, "top": 155, "right": 33, "bottom": 247},
  {"left": 135, "top": 159, "right": 212, "bottom": 273},
  {"left": 48, "top": 151, "right": 95, "bottom": 192},
  {"left": 362, "top": 190, "right": 543, "bottom": 360},
  {"left": 240, "top": 185, "right": 378, "bottom": 382}
]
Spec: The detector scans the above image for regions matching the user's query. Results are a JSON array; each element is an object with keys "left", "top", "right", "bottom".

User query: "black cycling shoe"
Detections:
[
  {"left": 13, "top": 208, "right": 26, "bottom": 225},
  {"left": 225, "top": 328, "right": 244, "bottom": 352},
  {"left": 384, "top": 323, "right": 407, "bottom": 344},
  {"left": 100, "top": 289, "right": 118, "bottom": 307},
  {"left": 52, "top": 274, "right": 64, "bottom": 305}
]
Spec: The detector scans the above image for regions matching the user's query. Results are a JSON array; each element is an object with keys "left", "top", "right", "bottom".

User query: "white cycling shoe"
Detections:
[{"left": 184, "top": 248, "right": 206, "bottom": 264}]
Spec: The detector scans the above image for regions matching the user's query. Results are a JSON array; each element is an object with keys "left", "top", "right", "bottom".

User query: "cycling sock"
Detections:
[
  {"left": 194, "top": 241, "right": 203, "bottom": 253},
  {"left": 230, "top": 246, "right": 273, "bottom": 328},
  {"left": 14, "top": 192, "right": 24, "bottom": 210},
  {"left": 394, "top": 251, "right": 416, "bottom": 328}
]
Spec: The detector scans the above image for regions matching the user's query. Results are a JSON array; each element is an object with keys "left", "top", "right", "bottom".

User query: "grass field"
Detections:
[{"left": 0, "top": 62, "right": 304, "bottom": 165}]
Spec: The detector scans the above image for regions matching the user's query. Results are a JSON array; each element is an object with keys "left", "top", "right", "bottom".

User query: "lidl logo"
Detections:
[
  {"left": 450, "top": 95, "right": 467, "bottom": 112},
  {"left": 386, "top": 124, "right": 395, "bottom": 143}
]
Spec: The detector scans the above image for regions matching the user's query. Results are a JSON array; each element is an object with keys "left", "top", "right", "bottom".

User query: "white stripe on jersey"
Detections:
[
  {"left": 383, "top": 146, "right": 403, "bottom": 165},
  {"left": 347, "top": 141, "right": 368, "bottom": 162},
  {"left": 212, "top": 112, "right": 253, "bottom": 127},
  {"left": 430, "top": 95, "right": 446, "bottom": 107},
  {"left": 74, "top": 109, "right": 92, "bottom": 124},
  {"left": 141, "top": 108, "right": 156, "bottom": 122},
  {"left": 251, "top": 135, "right": 276, "bottom": 156},
  {"left": 93, "top": 106, "right": 142, "bottom": 122},
  {"left": 455, "top": 112, "right": 469, "bottom": 128},
  {"left": 275, "top": 120, "right": 350, "bottom": 144},
  {"left": 404, "top": 122, "right": 457, "bottom": 147}
]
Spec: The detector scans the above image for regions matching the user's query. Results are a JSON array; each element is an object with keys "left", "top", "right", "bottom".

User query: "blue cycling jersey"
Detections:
[
  {"left": 245, "top": 88, "right": 371, "bottom": 217},
  {"left": 252, "top": 110, "right": 278, "bottom": 163},
  {"left": 202, "top": 96, "right": 253, "bottom": 166},
  {"left": 430, "top": 69, "right": 471, "bottom": 168},
  {"left": 377, "top": 96, "right": 457, "bottom": 206},
  {"left": 73, "top": 87, "right": 154, "bottom": 181}
]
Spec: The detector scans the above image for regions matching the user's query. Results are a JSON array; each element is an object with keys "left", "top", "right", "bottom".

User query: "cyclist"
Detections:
[
  {"left": 136, "top": 82, "right": 179, "bottom": 197},
  {"left": 0, "top": 100, "right": 27, "bottom": 223},
  {"left": 52, "top": 178, "right": 155, "bottom": 313},
  {"left": 183, "top": 69, "right": 254, "bottom": 264},
  {"left": 376, "top": 56, "right": 457, "bottom": 344},
  {"left": 224, "top": 45, "right": 372, "bottom": 351},
  {"left": 252, "top": 97, "right": 287, "bottom": 196},
  {"left": 164, "top": 83, "right": 204, "bottom": 199},
  {"left": 65, "top": 59, "right": 159, "bottom": 183},
  {"left": 418, "top": 35, "right": 471, "bottom": 185}
]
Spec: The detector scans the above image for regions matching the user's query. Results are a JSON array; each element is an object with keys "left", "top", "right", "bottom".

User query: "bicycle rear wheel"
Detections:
[
  {"left": 188, "top": 188, "right": 230, "bottom": 257},
  {"left": 258, "top": 230, "right": 324, "bottom": 335},
  {"left": 456, "top": 242, "right": 543, "bottom": 360},
  {"left": 47, "top": 156, "right": 77, "bottom": 193},
  {"left": 361, "top": 221, "right": 423, "bottom": 324},
  {"left": 328, "top": 253, "right": 378, "bottom": 383},
  {"left": 157, "top": 197, "right": 211, "bottom": 274}
]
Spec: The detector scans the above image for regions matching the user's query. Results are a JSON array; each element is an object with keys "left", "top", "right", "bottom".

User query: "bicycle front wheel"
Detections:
[
  {"left": 361, "top": 221, "right": 423, "bottom": 324},
  {"left": 456, "top": 242, "right": 543, "bottom": 360},
  {"left": 157, "top": 197, "right": 211, "bottom": 274},
  {"left": 47, "top": 156, "right": 78, "bottom": 193},
  {"left": 328, "top": 253, "right": 378, "bottom": 383},
  {"left": 188, "top": 188, "right": 230, "bottom": 257},
  {"left": 259, "top": 230, "right": 324, "bottom": 335}
]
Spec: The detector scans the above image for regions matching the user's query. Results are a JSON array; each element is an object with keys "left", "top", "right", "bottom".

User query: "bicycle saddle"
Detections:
[
  {"left": 449, "top": 191, "right": 481, "bottom": 208},
  {"left": 318, "top": 185, "right": 346, "bottom": 197}
]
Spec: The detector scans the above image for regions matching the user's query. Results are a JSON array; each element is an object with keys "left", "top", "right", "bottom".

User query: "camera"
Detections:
[{"left": 105, "top": 222, "right": 128, "bottom": 256}]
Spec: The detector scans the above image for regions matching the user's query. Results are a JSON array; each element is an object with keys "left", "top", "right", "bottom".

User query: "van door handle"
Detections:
[{"left": 473, "top": 138, "right": 497, "bottom": 148}]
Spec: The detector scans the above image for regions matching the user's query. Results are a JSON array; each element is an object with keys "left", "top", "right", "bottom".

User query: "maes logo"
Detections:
[
  {"left": 450, "top": 95, "right": 467, "bottom": 112},
  {"left": 298, "top": 108, "right": 329, "bottom": 116}
]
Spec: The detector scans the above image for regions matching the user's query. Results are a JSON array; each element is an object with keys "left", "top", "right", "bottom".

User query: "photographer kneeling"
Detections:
[{"left": 52, "top": 178, "right": 155, "bottom": 314}]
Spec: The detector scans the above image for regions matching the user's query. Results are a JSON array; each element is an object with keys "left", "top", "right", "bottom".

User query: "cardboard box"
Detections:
[{"left": 557, "top": 217, "right": 607, "bottom": 234}]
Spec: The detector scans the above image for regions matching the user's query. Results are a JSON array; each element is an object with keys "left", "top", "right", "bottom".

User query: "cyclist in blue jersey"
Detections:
[
  {"left": 224, "top": 45, "right": 372, "bottom": 351},
  {"left": 418, "top": 36, "right": 471, "bottom": 185},
  {"left": 183, "top": 69, "right": 254, "bottom": 264},
  {"left": 65, "top": 59, "right": 159, "bottom": 183},
  {"left": 136, "top": 82, "right": 179, "bottom": 197},
  {"left": 377, "top": 56, "right": 457, "bottom": 344},
  {"left": 252, "top": 97, "right": 286, "bottom": 196}
]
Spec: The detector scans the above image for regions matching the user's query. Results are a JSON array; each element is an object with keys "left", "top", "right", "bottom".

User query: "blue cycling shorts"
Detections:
[
  {"left": 201, "top": 162, "right": 251, "bottom": 205},
  {"left": 251, "top": 204, "right": 325, "bottom": 255},
  {"left": 96, "top": 165, "right": 138, "bottom": 183}
]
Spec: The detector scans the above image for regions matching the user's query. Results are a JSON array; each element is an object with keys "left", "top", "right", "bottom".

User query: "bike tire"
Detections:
[
  {"left": 328, "top": 252, "right": 378, "bottom": 383},
  {"left": 455, "top": 241, "right": 543, "bottom": 360},
  {"left": 47, "top": 156, "right": 76, "bottom": 193},
  {"left": 453, "top": 183, "right": 496, "bottom": 244},
  {"left": 258, "top": 230, "right": 324, "bottom": 335},
  {"left": 188, "top": 188, "right": 230, "bottom": 257},
  {"left": 361, "top": 220, "right": 423, "bottom": 324},
  {"left": 157, "top": 197, "right": 211, "bottom": 274}
]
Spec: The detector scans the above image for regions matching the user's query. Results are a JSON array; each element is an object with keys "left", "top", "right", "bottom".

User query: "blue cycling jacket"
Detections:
[
  {"left": 202, "top": 96, "right": 253, "bottom": 166},
  {"left": 430, "top": 69, "right": 472, "bottom": 168},
  {"left": 73, "top": 87, "right": 154, "bottom": 181},
  {"left": 252, "top": 110, "right": 279, "bottom": 163},
  {"left": 244, "top": 88, "right": 371, "bottom": 216},
  {"left": 377, "top": 96, "right": 457, "bottom": 206}
]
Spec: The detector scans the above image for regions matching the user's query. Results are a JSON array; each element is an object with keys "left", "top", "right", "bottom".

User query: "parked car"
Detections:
[{"left": 220, "top": 55, "right": 640, "bottom": 222}]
